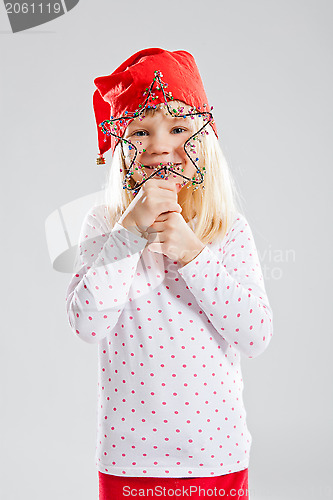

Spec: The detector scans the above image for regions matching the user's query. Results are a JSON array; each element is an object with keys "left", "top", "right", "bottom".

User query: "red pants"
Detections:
[{"left": 99, "top": 468, "right": 249, "bottom": 499}]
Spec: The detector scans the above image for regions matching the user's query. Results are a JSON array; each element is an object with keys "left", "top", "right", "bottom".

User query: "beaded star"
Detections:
[{"left": 98, "top": 71, "right": 215, "bottom": 195}]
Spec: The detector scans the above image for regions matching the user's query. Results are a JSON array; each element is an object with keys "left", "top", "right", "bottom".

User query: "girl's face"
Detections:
[{"left": 122, "top": 106, "right": 197, "bottom": 194}]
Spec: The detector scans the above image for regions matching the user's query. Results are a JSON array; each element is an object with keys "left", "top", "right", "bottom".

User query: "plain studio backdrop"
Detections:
[{"left": 1, "top": 1, "right": 332, "bottom": 499}]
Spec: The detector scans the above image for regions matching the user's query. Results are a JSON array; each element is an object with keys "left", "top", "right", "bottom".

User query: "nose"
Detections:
[{"left": 145, "top": 131, "right": 171, "bottom": 156}]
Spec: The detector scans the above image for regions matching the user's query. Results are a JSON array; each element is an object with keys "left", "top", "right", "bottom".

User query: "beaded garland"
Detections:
[{"left": 97, "top": 71, "right": 215, "bottom": 196}]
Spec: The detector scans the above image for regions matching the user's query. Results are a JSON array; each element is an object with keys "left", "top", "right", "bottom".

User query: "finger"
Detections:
[
  {"left": 150, "top": 213, "right": 181, "bottom": 231},
  {"left": 150, "top": 210, "right": 181, "bottom": 227},
  {"left": 157, "top": 202, "right": 182, "bottom": 215},
  {"left": 153, "top": 214, "right": 169, "bottom": 223}
]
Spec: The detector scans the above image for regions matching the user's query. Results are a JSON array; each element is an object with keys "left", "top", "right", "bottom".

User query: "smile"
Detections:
[{"left": 143, "top": 162, "right": 182, "bottom": 169}]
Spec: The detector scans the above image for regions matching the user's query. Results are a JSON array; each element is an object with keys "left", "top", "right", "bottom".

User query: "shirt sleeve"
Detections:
[
  {"left": 65, "top": 205, "right": 148, "bottom": 344},
  {"left": 178, "top": 213, "right": 273, "bottom": 359}
]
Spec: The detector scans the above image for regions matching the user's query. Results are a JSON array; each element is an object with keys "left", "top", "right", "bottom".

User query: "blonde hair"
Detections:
[{"left": 102, "top": 101, "right": 244, "bottom": 246}]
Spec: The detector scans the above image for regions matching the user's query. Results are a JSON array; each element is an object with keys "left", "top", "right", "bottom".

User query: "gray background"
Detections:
[{"left": 1, "top": 0, "right": 332, "bottom": 499}]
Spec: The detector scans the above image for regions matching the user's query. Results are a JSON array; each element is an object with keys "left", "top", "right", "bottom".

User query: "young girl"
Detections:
[{"left": 66, "top": 48, "right": 273, "bottom": 499}]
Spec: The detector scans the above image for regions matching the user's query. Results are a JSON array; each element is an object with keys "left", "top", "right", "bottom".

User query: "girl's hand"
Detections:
[
  {"left": 146, "top": 211, "right": 205, "bottom": 266},
  {"left": 118, "top": 178, "right": 182, "bottom": 236}
]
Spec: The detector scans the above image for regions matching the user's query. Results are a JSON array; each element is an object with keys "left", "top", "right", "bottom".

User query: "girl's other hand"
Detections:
[{"left": 146, "top": 211, "right": 205, "bottom": 265}]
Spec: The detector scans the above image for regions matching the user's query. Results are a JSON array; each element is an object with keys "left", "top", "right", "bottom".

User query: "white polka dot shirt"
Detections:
[{"left": 66, "top": 205, "right": 273, "bottom": 477}]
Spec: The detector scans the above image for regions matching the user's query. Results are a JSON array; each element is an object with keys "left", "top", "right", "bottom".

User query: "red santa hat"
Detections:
[{"left": 93, "top": 47, "right": 217, "bottom": 161}]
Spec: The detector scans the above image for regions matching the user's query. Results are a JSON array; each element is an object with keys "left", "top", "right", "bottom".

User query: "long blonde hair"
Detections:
[{"left": 102, "top": 101, "right": 244, "bottom": 246}]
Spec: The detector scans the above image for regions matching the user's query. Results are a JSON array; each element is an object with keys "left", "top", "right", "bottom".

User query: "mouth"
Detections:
[
  {"left": 140, "top": 163, "right": 185, "bottom": 191},
  {"left": 143, "top": 162, "right": 182, "bottom": 169}
]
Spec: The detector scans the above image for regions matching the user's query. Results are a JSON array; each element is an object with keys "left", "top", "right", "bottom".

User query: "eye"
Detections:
[
  {"left": 171, "top": 127, "right": 187, "bottom": 134},
  {"left": 132, "top": 130, "right": 148, "bottom": 137}
]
